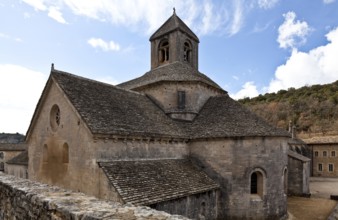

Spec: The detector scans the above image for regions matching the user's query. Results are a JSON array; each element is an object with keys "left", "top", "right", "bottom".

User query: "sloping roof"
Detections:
[
  {"left": 0, "top": 143, "right": 26, "bottom": 151},
  {"left": 288, "top": 138, "right": 307, "bottom": 145},
  {"left": 189, "top": 95, "right": 290, "bottom": 138},
  {"left": 118, "top": 62, "right": 224, "bottom": 92},
  {"left": 288, "top": 150, "right": 310, "bottom": 162},
  {"left": 45, "top": 69, "right": 290, "bottom": 139},
  {"left": 6, "top": 150, "right": 28, "bottom": 165},
  {"left": 304, "top": 136, "right": 338, "bottom": 144},
  {"left": 149, "top": 12, "right": 199, "bottom": 42},
  {"left": 51, "top": 70, "right": 187, "bottom": 138},
  {"left": 99, "top": 159, "right": 219, "bottom": 206}
]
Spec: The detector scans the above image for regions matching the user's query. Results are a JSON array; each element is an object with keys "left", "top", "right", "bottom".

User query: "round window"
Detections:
[{"left": 50, "top": 104, "right": 60, "bottom": 131}]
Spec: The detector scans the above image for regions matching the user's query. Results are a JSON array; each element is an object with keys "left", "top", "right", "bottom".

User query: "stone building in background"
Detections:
[
  {"left": 305, "top": 136, "right": 338, "bottom": 177},
  {"left": 26, "top": 12, "right": 295, "bottom": 219}
]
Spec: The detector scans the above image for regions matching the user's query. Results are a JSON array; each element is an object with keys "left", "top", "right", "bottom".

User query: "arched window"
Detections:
[
  {"left": 283, "top": 168, "right": 288, "bottom": 194},
  {"left": 0, "top": 162, "right": 4, "bottom": 171},
  {"left": 183, "top": 41, "right": 192, "bottom": 62},
  {"left": 43, "top": 144, "right": 48, "bottom": 163},
  {"left": 250, "top": 169, "right": 265, "bottom": 198},
  {"left": 159, "top": 40, "right": 169, "bottom": 64},
  {"left": 63, "top": 143, "right": 69, "bottom": 163}
]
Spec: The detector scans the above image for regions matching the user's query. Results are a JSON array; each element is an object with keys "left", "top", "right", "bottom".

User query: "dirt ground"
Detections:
[{"left": 287, "top": 177, "right": 338, "bottom": 220}]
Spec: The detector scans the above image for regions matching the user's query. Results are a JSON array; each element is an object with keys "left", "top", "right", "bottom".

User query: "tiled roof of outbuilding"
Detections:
[
  {"left": 6, "top": 150, "right": 28, "bottom": 165},
  {"left": 118, "top": 62, "right": 223, "bottom": 91},
  {"left": 51, "top": 70, "right": 186, "bottom": 138},
  {"left": 304, "top": 136, "right": 338, "bottom": 144},
  {"left": 189, "top": 95, "right": 290, "bottom": 138},
  {"left": 149, "top": 12, "right": 199, "bottom": 42},
  {"left": 288, "top": 150, "right": 310, "bottom": 162},
  {"left": 0, "top": 143, "right": 26, "bottom": 151},
  {"left": 98, "top": 159, "right": 219, "bottom": 206}
]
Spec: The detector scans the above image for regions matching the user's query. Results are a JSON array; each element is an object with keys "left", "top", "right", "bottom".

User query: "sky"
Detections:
[{"left": 1, "top": 0, "right": 338, "bottom": 134}]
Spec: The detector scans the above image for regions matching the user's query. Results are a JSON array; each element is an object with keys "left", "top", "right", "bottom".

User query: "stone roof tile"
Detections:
[
  {"left": 50, "top": 69, "right": 290, "bottom": 139},
  {"left": 190, "top": 95, "right": 290, "bottom": 138},
  {"left": 118, "top": 62, "right": 223, "bottom": 92},
  {"left": 6, "top": 150, "right": 28, "bottom": 165},
  {"left": 51, "top": 70, "right": 187, "bottom": 138},
  {"left": 99, "top": 159, "right": 219, "bottom": 206},
  {"left": 149, "top": 12, "right": 199, "bottom": 42},
  {"left": 0, "top": 143, "right": 26, "bottom": 151}
]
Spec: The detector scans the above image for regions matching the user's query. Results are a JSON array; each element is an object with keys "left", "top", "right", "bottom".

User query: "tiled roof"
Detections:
[
  {"left": 189, "top": 95, "right": 290, "bottom": 138},
  {"left": 51, "top": 70, "right": 187, "bottom": 138},
  {"left": 149, "top": 12, "right": 199, "bottom": 42},
  {"left": 288, "top": 138, "right": 307, "bottom": 145},
  {"left": 98, "top": 159, "right": 219, "bottom": 206},
  {"left": 0, "top": 143, "right": 26, "bottom": 151},
  {"left": 288, "top": 150, "right": 310, "bottom": 162},
  {"left": 49, "top": 69, "right": 289, "bottom": 139},
  {"left": 303, "top": 136, "right": 338, "bottom": 144},
  {"left": 118, "top": 62, "right": 223, "bottom": 91},
  {"left": 6, "top": 150, "right": 28, "bottom": 165}
]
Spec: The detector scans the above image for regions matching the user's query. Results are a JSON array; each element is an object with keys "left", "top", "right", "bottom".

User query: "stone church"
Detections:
[{"left": 26, "top": 12, "right": 292, "bottom": 219}]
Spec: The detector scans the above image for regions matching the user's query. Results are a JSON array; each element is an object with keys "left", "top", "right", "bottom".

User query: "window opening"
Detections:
[
  {"left": 0, "top": 152, "right": 3, "bottom": 159},
  {"left": 50, "top": 104, "right": 61, "bottom": 131},
  {"left": 318, "top": 163, "right": 323, "bottom": 171},
  {"left": 177, "top": 91, "right": 186, "bottom": 110},
  {"left": 63, "top": 143, "right": 69, "bottom": 163},
  {"left": 314, "top": 151, "right": 319, "bottom": 157},
  {"left": 0, "top": 162, "right": 4, "bottom": 171},
  {"left": 332, "top": 151, "right": 336, "bottom": 157},
  {"left": 283, "top": 169, "right": 288, "bottom": 194},
  {"left": 43, "top": 144, "right": 48, "bottom": 163},
  {"left": 250, "top": 171, "right": 264, "bottom": 197},
  {"left": 323, "top": 151, "right": 327, "bottom": 157},
  {"left": 329, "top": 164, "right": 334, "bottom": 172},
  {"left": 251, "top": 172, "right": 258, "bottom": 194},
  {"left": 159, "top": 41, "right": 169, "bottom": 63},
  {"left": 183, "top": 42, "right": 191, "bottom": 62}
]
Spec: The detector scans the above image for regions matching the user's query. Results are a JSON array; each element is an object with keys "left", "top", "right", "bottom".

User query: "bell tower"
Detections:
[{"left": 149, "top": 9, "right": 199, "bottom": 70}]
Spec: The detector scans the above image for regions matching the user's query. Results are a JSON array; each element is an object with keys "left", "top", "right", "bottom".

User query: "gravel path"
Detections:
[{"left": 287, "top": 177, "right": 338, "bottom": 220}]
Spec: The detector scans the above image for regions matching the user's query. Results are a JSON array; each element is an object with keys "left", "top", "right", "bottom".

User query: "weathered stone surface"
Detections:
[{"left": 0, "top": 173, "right": 188, "bottom": 220}]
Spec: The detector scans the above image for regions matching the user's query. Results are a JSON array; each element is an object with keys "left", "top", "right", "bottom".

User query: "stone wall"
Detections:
[
  {"left": 310, "top": 143, "right": 338, "bottom": 177},
  {"left": 0, "top": 172, "right": 188, "bottom": 220},
  {"left": 190, "top": 137, "right": 288, "bottom": 219},
  {"left": 287, "top": 155, "right": 310, "bottom": 196},
  {"left": 150, "top": 190, "right": 219, "bottom": 220}
]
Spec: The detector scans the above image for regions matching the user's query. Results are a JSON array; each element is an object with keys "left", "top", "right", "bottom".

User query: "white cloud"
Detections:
[
  {"left": 230, "top": 81, "right": 259, "bottom": 100},
  {"left": 87, "top": 38, "right": 120, "bottom": 52},
  {"left": 0, "top": 64, "right": 47, "bottom": 134},
  {"left": 48, "top": 6, "right": 67, "bottom": 24},
  {"left": 277, "top": 11, "right": 312, "bottom": 49},
  {"left": 323, "top": 0, "right": 335, "bottom": 4},
  {"left": 0, "top": 33, "right": 22, "bottom": 42},
  {"left": 268, "top": 27, "right": 338, "bottom": 93},
  {"left": 21, "top": 0, "right": 261, "bottom": 36},
  {"left": 257, "top": 0, "right": 279, "bottom": 9},
  {"left": 22, "top": 0, "right": 47, "bottom": 11},
  {"left": 228, "top": 0, "right": 244, "bottom": 36},
  {"left": 22, "top": 0, "right": 68, "bottom": 24}
]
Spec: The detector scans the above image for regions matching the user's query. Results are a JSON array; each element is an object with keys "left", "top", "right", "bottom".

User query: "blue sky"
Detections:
[{"left": 1, "top": 0, "right": 338, "bottom": 134}]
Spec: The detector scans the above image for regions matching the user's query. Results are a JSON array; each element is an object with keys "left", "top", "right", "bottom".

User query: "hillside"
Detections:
[
  {"left": 0, "top": 133, "right": 25, "bottom": 144},
  {"left": 238, "top": 80, "right": 338, "bottom": 139}
]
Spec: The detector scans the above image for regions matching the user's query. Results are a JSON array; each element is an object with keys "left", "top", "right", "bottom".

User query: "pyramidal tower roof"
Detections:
[{"left": 149, "top": 9, "right": 199, "bottom": 42}]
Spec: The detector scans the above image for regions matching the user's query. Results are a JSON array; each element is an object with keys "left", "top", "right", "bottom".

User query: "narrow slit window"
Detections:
[{"left": 178, "top": 91, "right": 186, "bottom": 110}]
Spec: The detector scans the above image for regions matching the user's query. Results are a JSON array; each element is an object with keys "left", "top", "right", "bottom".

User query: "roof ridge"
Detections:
[{"left": 51, "top": 69, "right": 144, "bottom": 97}]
